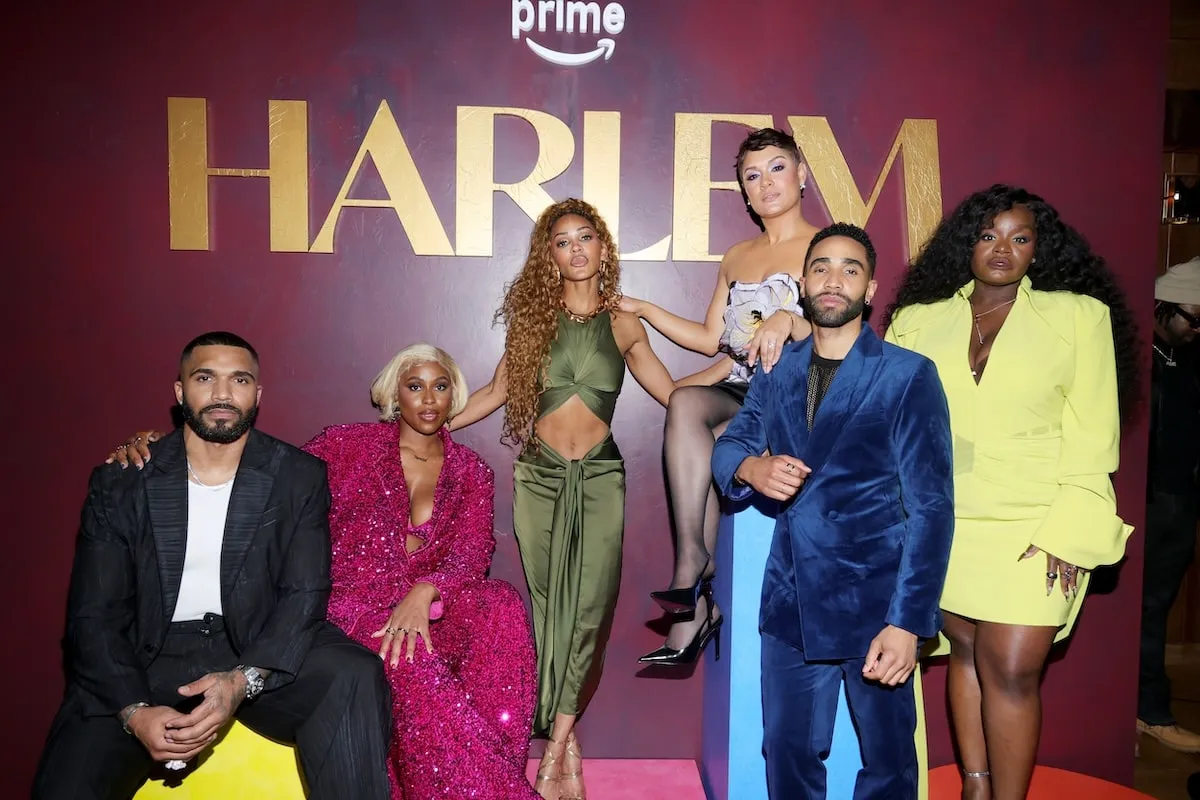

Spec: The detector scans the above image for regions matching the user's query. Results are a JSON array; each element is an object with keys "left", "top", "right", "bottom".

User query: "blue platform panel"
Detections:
[{"left": 699, "top": 500, "right": 863, "bottom": 800}]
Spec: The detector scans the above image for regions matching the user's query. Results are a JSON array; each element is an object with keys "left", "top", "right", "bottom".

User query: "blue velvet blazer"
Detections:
[{"left": 712, "top": 325, "right": 955, "bottom": 661}]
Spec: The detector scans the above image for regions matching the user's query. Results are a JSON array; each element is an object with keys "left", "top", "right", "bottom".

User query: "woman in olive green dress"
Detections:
[{"left": 450, "top": 198, "right": 683, "bottom": 800}]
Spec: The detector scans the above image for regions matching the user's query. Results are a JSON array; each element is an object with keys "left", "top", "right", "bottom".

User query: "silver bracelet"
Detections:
[{"left": 119, "top": 702, "right": 149, "bottom": 734}]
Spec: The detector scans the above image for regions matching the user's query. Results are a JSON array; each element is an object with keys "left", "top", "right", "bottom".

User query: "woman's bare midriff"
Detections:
[{"left": 536, "top": 395, "right": 611, "bottom": 460}]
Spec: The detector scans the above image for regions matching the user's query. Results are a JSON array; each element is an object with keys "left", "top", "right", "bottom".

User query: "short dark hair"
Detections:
[
  {"left": 735, "top": 128, "right": 803, "bottom": 232},
  {"left": 804, "top": 222, "right": 877, "bottom": 277},
  {"left": 180, "top": 331, "right": 259, "bottom": 373},
  {"left": 736, "top": 128, "right": 801, "bottom": 175}
]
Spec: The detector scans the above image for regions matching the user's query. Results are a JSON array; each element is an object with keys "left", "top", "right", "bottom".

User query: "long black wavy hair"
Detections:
[{"left": 883, "top": 184, "right": 1140, "bottom": 421}]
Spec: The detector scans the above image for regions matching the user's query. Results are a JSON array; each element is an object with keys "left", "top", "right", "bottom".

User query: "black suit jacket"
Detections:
[{"left": 62, "top": 428, "right": 333, "bottom": 717}]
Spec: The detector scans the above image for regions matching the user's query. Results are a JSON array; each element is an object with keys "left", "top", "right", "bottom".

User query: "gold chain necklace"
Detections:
[
  {"left": 400, "top": 444, "right": 437, "bottom": 462},
  {"left": 560, "top": 297, "right": 603, "bottom": 323},
  {"left": 972, "top": 298, "right": 1016, "bottom": 345}
]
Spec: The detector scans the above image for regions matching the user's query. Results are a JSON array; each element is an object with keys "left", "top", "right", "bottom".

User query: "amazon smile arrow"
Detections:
[{"left": 526, "top": 37, "right": 615, "bottom": 67}]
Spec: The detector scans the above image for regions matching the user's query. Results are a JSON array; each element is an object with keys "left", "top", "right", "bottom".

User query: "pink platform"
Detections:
[{"left": 524, "top": 759, "right": 706, "bottom": 798}]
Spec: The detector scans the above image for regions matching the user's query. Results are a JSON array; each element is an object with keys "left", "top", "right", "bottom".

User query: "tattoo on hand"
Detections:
[{"left": 220, "top": 671, "right": 242, "bottom": 712}]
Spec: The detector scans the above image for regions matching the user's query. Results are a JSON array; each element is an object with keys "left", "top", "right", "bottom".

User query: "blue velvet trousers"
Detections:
[{"left": 761, "top": 632, "right": 917, "bottom": 799}]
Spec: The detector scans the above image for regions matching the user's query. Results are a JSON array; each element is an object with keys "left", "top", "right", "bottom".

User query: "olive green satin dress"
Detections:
[{"left": 513, "top": 312, "right": 625, "bottom": 735}]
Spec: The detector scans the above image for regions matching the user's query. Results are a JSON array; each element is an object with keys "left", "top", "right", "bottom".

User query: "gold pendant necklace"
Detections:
[{"left": 972, "top": 298, "right": 1016, "bottom": 345}]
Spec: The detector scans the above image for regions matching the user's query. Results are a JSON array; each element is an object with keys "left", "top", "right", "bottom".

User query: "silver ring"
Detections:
[
  {"left": 1046, "top": 572, "right": 1058, "bottom": 580},
  {"left": 785, "top": 463, "right": 794, "bottom": 472},
  {"left": 116, "top": 443, "right": 128, "bottom": 450},
  {"left": 385, "top": 627, "right": 398, "bottom": 635}
]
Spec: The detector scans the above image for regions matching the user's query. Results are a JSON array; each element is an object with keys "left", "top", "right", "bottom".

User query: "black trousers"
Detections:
[
  {"left": 1139, "top": 489, "right": 1199, "bottom": 726},
  {"left": 761, "top": 633, "right": 917, "bottom": 800},
  {"left": 33, "top": 618, "right": 392, "bottom": 800}
]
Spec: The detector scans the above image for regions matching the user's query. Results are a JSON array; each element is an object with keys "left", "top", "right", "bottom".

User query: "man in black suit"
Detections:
[{"left": 34, "top": 331, "right": 391, "bottom": 799}]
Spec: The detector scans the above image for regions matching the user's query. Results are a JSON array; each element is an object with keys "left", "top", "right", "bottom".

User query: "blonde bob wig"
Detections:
[{"left": 370, "top": 344, "right": 469, "bottom": 422}]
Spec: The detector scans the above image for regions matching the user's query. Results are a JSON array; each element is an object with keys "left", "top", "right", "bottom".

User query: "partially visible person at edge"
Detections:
[
  {"left": 618, "top": 127, "right": 817, "bottom": 666},
  {"left": 110, "top": 344, "right": 541, "bottom": 798},
  {"left": 1138, "top": 256, "right": 1200, "bottom": 754},
  {"left": 883, "top": 184, "right": 1138, "bottom": 800},
  {"left": 46, "top": 331, "right": 392, "bottom": 799}
]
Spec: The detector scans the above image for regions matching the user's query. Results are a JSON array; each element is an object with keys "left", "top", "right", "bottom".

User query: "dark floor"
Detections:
[{"left": 1136, "top": 650, "right": 1200, "bottom": 799}]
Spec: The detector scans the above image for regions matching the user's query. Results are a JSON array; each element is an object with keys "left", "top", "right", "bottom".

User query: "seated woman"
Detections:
[
  {"left": 305, "top": 344, "right": 539, "bottom": 799},
  {"left": 619, "top": 128, "right": 817, "bottom": 663},
  {"left": 106, "top": 344, "right": 540, "bottom": 800}
]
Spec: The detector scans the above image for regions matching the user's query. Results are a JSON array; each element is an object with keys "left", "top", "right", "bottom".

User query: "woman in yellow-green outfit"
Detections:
[
  {"left": 450, "top": 198, "right": 686, "bottom": 800},
  {"left": 884, "top": 185, "right": 1139, "bottom": 800}
]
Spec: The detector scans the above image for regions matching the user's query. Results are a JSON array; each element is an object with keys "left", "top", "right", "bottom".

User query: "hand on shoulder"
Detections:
[{"left": 609, "top": 308, "right": 649, "bottom": 345}]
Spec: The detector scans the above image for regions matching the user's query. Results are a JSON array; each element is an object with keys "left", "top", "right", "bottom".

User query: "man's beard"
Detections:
[
  {"left": 180, "top": 398, "right": 258, "bottom": 444},
  {"left": 804, "top": 291, "right": 866, "bottom": 328}
]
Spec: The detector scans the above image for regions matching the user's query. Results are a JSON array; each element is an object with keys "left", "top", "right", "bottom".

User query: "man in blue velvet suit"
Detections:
[{"left": 712, "top": 222, "right": 954, "bottom": 799}]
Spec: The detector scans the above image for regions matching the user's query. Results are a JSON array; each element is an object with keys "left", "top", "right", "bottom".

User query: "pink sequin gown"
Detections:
[{"left": 304, "top": 423, "right": 539, "bottom": 800}]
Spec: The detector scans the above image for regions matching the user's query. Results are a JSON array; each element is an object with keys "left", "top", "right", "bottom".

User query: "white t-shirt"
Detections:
[{"left": 172, "top": 476, "right": 234, "bottom": 622}]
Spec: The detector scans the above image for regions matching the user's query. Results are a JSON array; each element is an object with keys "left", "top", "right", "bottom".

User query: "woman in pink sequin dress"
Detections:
[{"left": 304, "top": 344, "right": 539, "bottom": 799}]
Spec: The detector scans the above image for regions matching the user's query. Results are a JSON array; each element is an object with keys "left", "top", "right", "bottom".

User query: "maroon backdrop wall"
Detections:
[{"left": 6, "top": 1, "right": 1166, "bottom": 793}]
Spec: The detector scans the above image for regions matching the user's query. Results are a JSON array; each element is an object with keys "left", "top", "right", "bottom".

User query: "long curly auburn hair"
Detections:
[
  {"left": 883, "top": 184, "right": 1140, "bottom": 420},
  {"left": 497, "top": 198, "right": 622, "bottom": 449}
]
